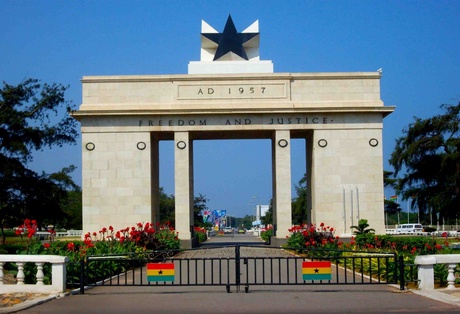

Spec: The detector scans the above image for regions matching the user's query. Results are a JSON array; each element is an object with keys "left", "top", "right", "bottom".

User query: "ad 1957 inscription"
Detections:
[{"left": 177, "top": 83, "right": 287, "bottom": 100}]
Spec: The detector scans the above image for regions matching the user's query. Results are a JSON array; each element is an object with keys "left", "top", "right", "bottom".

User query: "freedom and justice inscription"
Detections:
[{"left": 138, "top": 116, "right": 331, "bottom": 127}]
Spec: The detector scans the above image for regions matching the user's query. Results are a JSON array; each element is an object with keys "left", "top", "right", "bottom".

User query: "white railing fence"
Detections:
[
  {"left": 414, "top": 254, "right": 460, "bottom": 290},
  {"left": 0, "top": 252, "right": 457, "bottom": 294},
  {"left": 35, "top": 229, "right": 83, "bottom": 239},
  {"left": 0, "top": 255, "right": 69, "bottom": 294}
]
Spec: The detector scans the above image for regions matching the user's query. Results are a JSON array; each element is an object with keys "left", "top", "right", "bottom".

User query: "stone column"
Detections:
[
  {"left": 174, "top": 132, "right": 193, "bottom": 248},
  {"left": 414, "top": 256, "right": 436, "bottom": 290},
  {"left": 150, "top": 134, "right": 160, "bottom": 226},
  {"left": 305, "top": 132, "right": 314, "bottom": 226},
  {"left": 189, "top": 140, "right": 195, "bottom": 236},
  {"left": 81, "top": 132, "right": 152, "bottom": 233},
  {"left": 310, "top": 129, "right": 386, "bottom": 236},
  {"left": 272, "top": 130, "right": 292, "bottom": 244}
]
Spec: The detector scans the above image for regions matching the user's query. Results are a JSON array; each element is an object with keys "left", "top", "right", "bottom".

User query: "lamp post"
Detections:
[
  {"left": 430, "top": 207, "right": 432, "bottom": 227},
  {"left": 437, "top": 212, "right": 440, "bottom": 231},
  {"left": 254, "top": 196, "right": 261, "bottom": 225},
  {"left": 407, "top": 199, "right": 410, "bottom": 224},
  {"left": 248, "top": 200, "right": 254, "bottom": 225},
  {"left": 251, "top": 196, "right": 260, "bottom": 228},
  {"left": 417, "top": 204, "right": 420, "bottom": 224}
]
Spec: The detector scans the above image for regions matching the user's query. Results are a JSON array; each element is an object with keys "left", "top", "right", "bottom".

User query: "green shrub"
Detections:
[
  {"left": 260, "top": 227, "right": 272, "bottom": 242},
  {"left": 1, "top": 230, "right": 17, "bottom": 237},
  {"left": 194, "top": 226, "right": 207, "bottom": 243},
  {"left": 353, "top": 233, "right": 448, "bottom": 285},
  {"left": 434, "top": 264, "right": 449, "bottom": 287},
  {"left": 0, "top": 243, "right": 26, "bottom": 254},
  {"left": 354, "top": 233, "right": 443, "bottom": 255},
  {"left": 285, "top": 223, "right": 340, "bottom": 250},
  {"left": 11, "top": 220, "right": 182, "bottom": 286}
]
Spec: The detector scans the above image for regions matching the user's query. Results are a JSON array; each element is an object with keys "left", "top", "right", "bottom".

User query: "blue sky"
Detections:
[{"left": 1, "top": 1, "right": 459, "bottom": 217}]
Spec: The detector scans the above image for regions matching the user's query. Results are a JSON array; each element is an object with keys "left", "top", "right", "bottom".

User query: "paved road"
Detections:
[{"left": 18, "top": 234, "right": 460, "bottom": 313}]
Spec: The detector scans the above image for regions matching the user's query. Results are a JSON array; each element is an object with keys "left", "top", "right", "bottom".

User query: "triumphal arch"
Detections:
[{"left": 73, "top": 16, "right": 394, "bottom": 247}]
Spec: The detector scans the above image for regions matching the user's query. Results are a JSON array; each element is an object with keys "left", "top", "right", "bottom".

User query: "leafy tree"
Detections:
[
  {"left": 159, "top": 187, "right": 175, "bottom": 224},
  {"left": 61, "top": 188, "right": 82, "bottom": 229},
  {"left": 389, "top": 102, "right": 460, "bottom": 222},
  {"left": 27, "top": 166, "right": 81, "bottom": 229},
  {"left": 261, "top": 198, "right": 273, "bottom": 226},
  {"left": 384, "top": 200, "right": 402, "bottom": 215},
  {"left": 350, "top": 219, "right": 375, "bottom": 235},
  {"left": 28, "top": 165, "right": 82, "bottom": 230},
  {"left": 292, "top": 174, "right": 308, "bottom": 225},
  {"left": 383, "top": 170, "right": 403, "bottom": 216},
  {"left": 0, "top": 79, "right": 78, "bottom": 241},
  {"left": 193, "top": 193, "right": 208, "bottom": 226},
  {"left": 383, "top": 171, "right": 409, "bottom": 226},
  {"left": 261, "top": 174, "right": 309, "bottom": 227},
  {"left": 383, "top": 170, "right": 399, "bottom": 190},
  {"left": 158, "top": 191, "right": 209, "bottom": 227},
  {"left": 233, "top": 215, "right": 253, "bottom": 230}
]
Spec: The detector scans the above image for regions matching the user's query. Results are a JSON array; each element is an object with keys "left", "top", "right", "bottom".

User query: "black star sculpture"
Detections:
[{"left": 201, "top": 15, "right": 259, "bottom": 61}]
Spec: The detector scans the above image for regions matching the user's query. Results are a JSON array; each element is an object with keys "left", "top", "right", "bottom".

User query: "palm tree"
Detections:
[{"left": 350, "top": 219, "right": 375, "bottom": 235}]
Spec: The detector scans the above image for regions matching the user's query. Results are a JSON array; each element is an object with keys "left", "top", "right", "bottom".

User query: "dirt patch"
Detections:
[
  {"left": 0, "top": 293, "right": 48, "bottom": 308},
  {"left": 0, "top": 274, "right": 50, "bottom": 308}
]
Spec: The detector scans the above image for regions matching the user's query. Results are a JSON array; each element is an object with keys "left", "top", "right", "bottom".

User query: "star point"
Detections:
[{"left": 201, "top": 15, "right": 259, "bottom": 61}]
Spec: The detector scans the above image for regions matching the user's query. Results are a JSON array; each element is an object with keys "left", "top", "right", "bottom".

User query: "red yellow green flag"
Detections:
[
  {"left": 390, "top": 195, "right": 397, "bottom": 201},
  {"left": 147, "top": 263, "right": 175, "bottom": 282},
  {"left": 302, "top": 261, "right": 332, "bottom": 281}
]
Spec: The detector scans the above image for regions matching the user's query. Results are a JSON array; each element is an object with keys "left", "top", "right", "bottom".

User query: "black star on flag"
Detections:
[
  {"left": 158, "top": 270, "right": 163, "bottom": 275},
  {"left": 201, "top": 15, "right": 259, "bottom": 61}
]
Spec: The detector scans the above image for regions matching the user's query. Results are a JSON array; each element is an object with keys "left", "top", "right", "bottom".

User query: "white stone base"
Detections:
[{"left": 188, "top": 60, "right": 273, "bottom": 74}]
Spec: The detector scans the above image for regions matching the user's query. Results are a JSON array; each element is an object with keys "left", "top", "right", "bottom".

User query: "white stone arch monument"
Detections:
[{"left": 73, "top": 16, "right": 394, "bottom": 247}]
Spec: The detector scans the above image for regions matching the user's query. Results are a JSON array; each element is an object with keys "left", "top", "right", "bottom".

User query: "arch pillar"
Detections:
[
  {"left": 174, "top": 131, "right": 194, "bottom": 248},
  {"left": 271, "top": 130, "right": 292, "bottom": 245},
  {"left": 150, "top": 134, "right": 160, "bottom": 226}
]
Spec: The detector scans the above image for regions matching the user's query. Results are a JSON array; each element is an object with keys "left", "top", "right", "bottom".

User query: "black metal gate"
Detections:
[{"left": 79, "top": 245, "right": 403, "bottom": 294}]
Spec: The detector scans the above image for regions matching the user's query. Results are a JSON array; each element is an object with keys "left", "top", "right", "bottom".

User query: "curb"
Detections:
[
  {"left": 0, "top": 293, "right": 68, "bottom": 314},
  {"left": 410, "top": 289, "right": 460, "bottom": 307}
]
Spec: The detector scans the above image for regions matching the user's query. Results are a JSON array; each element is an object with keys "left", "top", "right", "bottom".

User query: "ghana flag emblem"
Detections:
[
  {"left": 302, "top": 261, "right": 332, "bottom": 281},
  {"left": 147, "top": 263, "right": 175, "bottom": 282}
]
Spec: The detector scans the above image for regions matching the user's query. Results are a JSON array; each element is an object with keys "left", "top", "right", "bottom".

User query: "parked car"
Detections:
[
  {"left": 395, "top": 224, "right": 423, "bottom": 234},
  {"left": 224, "top": 227, "right": 233, "bottom": 234},
  {"left": 238, "top": 228, "right": 246, "bottom": 234}
]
